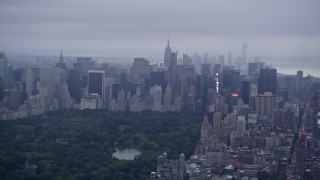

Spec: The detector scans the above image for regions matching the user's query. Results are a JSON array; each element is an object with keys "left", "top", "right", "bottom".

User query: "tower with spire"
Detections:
[
  {"left": 164, "top": 38, "right": 172, "bottom": 68},
  {"left": 56, "top": 50, "right": 67, "bottom": 70},
  {"left": 59, "top": 50, "right": 64, "bottom": 63},
  {"left": 55, "top": 50, "right": 68, "bottom": 83}
]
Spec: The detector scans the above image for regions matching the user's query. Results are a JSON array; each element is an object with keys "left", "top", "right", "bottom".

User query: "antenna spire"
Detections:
[{"left": 59, "top": 49, "right": 64, "bottom": 63}]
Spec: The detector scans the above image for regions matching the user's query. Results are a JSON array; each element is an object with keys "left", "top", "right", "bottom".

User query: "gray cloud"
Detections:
[{"left": 1, "top": 0, "right": 320, "bottom": 57}]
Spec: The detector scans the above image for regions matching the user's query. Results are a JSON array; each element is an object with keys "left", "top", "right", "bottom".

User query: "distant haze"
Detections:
[{"left": 1, "top": 0, "right": 320, "bottom": 57}]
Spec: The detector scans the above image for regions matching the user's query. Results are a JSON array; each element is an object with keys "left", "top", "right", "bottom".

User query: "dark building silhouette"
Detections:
[
  {"left": 241, "top": 81, "right": 250, "bottom": 104},
  {"left": 119, "top": 69, "right": 128, "bottom": 90},
  {"left": 150, "top": 71, "right": 166, "bottom": 91},
  {"left": 258, "top": 68, "right": 277, "bottom": 95},
  {"left": 68, "top": 69, "right": 81, "bottom": 102},
  {"left": 169, "top": 52, "right": 178, "bottom": 95},
  {"left": 88, "top": 70, "right": 105, "bottom": 100},
  {"left": 296, "top": 70, "right": 303, "bottom": 97},
  {"left": 222, "top": 67, "right": 233, "bottom": 90},
  {"left": 248, "top": 62, "right": 258, "bottom": 76},
  {"left": 74, "top": 57, "right": 95, "bottom": 88},
  {"left": 195, "top": 75, "right": 210, "bottom": 112}
]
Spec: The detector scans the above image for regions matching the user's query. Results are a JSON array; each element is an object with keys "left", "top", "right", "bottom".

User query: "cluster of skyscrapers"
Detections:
[
  {"left": 1, "top": 40, "right": 320, "bottom": 179},
  {"left": 149, "top": 69, "right": 320, "bottom": 180},
  {"left": 0, "top": 41, "right": 275, "bottom": 118}
]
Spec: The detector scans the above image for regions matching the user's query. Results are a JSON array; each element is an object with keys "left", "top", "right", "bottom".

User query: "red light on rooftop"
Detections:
[{"left": 232, "top": 92, "right": 238, "bottom": 97}]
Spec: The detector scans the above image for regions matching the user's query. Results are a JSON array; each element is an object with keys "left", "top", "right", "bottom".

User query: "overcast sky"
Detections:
[{"left": 1, "top": 0, "right": 320, "bottom": 58}]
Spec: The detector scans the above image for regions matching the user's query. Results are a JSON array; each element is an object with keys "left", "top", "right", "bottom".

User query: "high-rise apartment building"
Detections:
[
  {"left": 236, "top": 116, "right": 246, "bottom": 137},
  {"left": 151, "top": 85, "right": 162, "bottom": 112},
  {"left": 116, "top": 89, "right": 126, "bottom": 111},
  {"left": 255, "top": 92, "right": 277, "bottom": 121}
]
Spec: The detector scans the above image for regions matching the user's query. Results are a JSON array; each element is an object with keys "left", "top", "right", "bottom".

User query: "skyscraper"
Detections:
[
  {"left": 241, "top": 81, "right": 250, "bottom": 104},
  {"left": 201, "top": 61, "right": 211, "bottom": 77},
  {"left": 68, "top": 69, "right": 81, "bottom": 102},
  {"left": 150, "top": 71, "right": 166, "bottom": 91},
  {"left": 296, "top": 133, "right": 305, "bottom": 176},
  {"left": 88, "top": 70, "right": 105, "bottom": 101},
  {"left": 213, "top": 112, "right": 221, "bottom": 136},
  {"left": 116, "top": 89, "right": 126, "bottom": 111},
  {"left": 296, "top": 70, "right": 303, "bottom": 97},
  {"left": 0, "top": 52, "right": 8, "bottom": 86},
  {"left": 248, "top": 62, "right": 258, "bottom": 76},
  {"left": 218, "top": 55, "right": 225, "bottom": 66},
  {"left": 258, "top": 68, "right": 277, "bottom": 95},
  {"left": 152, "top": 85, "right": 162, "bottom": 112},
  {"left": 56, "top": 51, "right": 68, "bottom": 71},
  {"left": 182, "top": 53, "right": 192, "bottom": 65},
  {"left": 236, "top": 116, "right": 246, "bottom": 137},
  {"left": 55, "top": 51, "right": 68, "bottom": 83},
  {"left": 131, "top": 58, "right": 150, "bottom": 84},
  {"left": 164, "top": 39, "right": 172, "bottom": 68},
  {"left": 178, "top": 64, "right": 195, "bottom": 107},
  {"left": 75, "top": 57, "right": 95, "bottom": 88},
  {"left": 39, "top": 68, "right": 62, "bottom": 99},
  {"left": 169, "top": 52, "right": 178, "bottom": 95},
  {"left": 255, "top": 92, "right": 276, "bottom": 121},
  {"left": 164, "top": 84, "right": 173, "bottom": 111},
  {"left": 195, "top": 75, "right": 209, "bottom": 112}
]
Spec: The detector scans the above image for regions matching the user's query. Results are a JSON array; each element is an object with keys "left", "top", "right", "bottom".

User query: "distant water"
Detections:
[
  {"left": 263, "top": 56, "right": 320, "bottom": 77},
  {"left": 112, "top": 148, "right": 141, "bottom": 160}
]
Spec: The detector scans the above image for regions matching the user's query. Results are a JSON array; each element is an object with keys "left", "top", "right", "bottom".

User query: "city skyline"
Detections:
[
  {"left": 1, "top": 0, "right": 320, "bottom": 57},
  {"left": 1, "top": 1, "right": 320, "bottom": 179}
]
